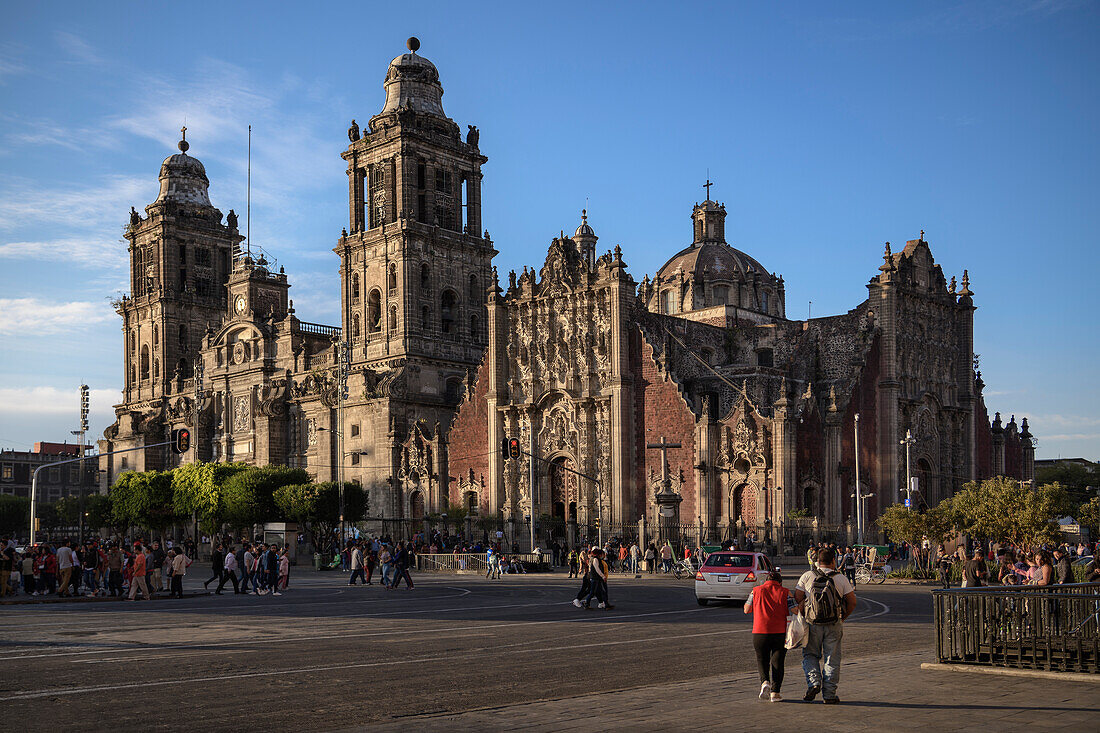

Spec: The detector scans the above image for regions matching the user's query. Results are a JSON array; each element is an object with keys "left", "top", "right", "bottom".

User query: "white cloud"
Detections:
[
  {"left": 0, "top": 236, "right": 126, "bottom": 269},
  {"left": 55, "top": 31, "right": 105, "bottom": 66},
  {"left": 0, "top": 298, "right": 115, "bottom": 336},
  {"left": 0, "top": 174, "right": 150, "bottom": 234},
  {"left": 0, "top": 385, "right": 120, "bottom": 415}
]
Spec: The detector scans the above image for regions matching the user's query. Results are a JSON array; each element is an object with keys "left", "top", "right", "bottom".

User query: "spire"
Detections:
[
  {"left": 879, "top": 241, "right": 896, "bottom": 273},
  {"left": 957, "top": 269, "right": 973, "bottom": 296}
]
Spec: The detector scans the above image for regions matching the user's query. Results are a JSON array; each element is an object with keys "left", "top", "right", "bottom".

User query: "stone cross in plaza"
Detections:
[{"left": 647, "top": 437, "right": 682, "bottom": 490}]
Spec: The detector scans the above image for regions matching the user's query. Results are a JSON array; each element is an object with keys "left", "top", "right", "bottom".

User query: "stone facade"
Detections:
[
  {"left": 99, "top": 42, "right": 493, "bottom": 522},
  {"left": 99, "top": 41, "right": 1033, "bottom": 542}
]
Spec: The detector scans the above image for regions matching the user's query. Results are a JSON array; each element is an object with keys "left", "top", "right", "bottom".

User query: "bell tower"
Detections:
[
  {"left": 338, "top": 37, "right": 494, "bottom": 374},
  {"left": 118, "top": 130, "right": 240, "bottom": 405}
]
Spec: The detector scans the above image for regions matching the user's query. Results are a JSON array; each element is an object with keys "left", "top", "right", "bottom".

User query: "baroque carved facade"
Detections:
[{"left": 99, "top": 40, "right": 1033, "bottom": 544}]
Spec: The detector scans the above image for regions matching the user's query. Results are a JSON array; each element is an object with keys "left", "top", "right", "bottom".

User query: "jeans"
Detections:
[
  {"left": 349, "top": 568, "right": 366, "bottom": 585},
  {"left": 82, "top": 569, "right": 97, "bottom": 592},
  {"left": 584, "top": 577, "right": 608, "bottom": 606},
  {"left": 381, "top": 563, "right": 393, "bottom": 586},
  {"left": 108, "top": 570, "right": 123, "bottom": 596},
  {"left": 802, "top": 622, "right": 843, "bottom": 699},
  {"left": 753, "top": 633, "right": 787, "bottom": 692},
  {"left": 170, "top": 575, "right": 183, "bottom": 598}
]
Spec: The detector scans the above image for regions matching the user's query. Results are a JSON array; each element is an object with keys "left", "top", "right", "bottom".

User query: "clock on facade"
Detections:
[{"left": 234, "top": 295, "right": 246, "bottom": 314}]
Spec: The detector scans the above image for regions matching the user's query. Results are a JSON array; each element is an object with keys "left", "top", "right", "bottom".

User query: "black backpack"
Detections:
[{"left": 804, "top": 568, "right": 844, "bottom": 625}]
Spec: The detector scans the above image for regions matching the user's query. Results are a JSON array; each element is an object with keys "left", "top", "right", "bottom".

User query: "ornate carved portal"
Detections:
[{"left": 549, "top": 456, "right": 578, "bottom": 521}]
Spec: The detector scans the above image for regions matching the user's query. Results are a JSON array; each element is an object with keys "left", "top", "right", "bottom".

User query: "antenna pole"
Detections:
[{"left": 247, "top": 125, "right": 251, "bottom": 257}]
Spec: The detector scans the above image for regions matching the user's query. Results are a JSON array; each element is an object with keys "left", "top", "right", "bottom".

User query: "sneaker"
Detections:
[
  {"left": 598, "top": 602, "right": 606, "bottom": 609},
  {"left": 770, "top": 693, "right": 783, "bottom": 703},
  {"left": 572, "top": 599, "right": 583, "bottom": 608},
  {"left": 759, "top": 682, "right": 771, "bottom": 700},
  {"left": 823, "top": 697, "right": 840, "bottom": 705},
  {"left": 804, "top": 686, "right": 821, "bottom": 702},
  {"left": 272, "top": 592, "right": 282, "bottom": 596}
]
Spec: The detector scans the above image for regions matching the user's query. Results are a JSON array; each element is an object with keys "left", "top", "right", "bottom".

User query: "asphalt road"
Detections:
[{"left": 0, "top": 571, "right": 935, "bottom": 731}]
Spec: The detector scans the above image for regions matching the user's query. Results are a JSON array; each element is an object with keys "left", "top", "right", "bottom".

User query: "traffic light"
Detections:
[
  {"left": 500, "top": 436, "right": 510, "bottom": 460},
  {"left": 595, "top": 516, "right": 601, "bottom": 529},
  {"left": 508, "top": 437, "right": 521, "bottom": 460},
  {"left": 171, "top": 428, "right": 191, "bottom": 454}
]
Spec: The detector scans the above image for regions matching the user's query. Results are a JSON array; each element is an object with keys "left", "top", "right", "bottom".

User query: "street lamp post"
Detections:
[
  {"left": 854, "top": 413, "right": 863, "bottom": 545},
  {"left": 900, "top": 429, "right": 917, "bottom": 510}
]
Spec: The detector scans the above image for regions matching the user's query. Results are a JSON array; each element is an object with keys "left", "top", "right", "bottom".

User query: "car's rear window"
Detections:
[{"left": 702, "top": 554, "right": 753, "bottom": 568}]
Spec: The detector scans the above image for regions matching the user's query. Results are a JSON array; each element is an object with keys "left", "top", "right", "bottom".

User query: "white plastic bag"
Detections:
[{"left": 785, "top": 612, "right": 808, "bottom": 650}]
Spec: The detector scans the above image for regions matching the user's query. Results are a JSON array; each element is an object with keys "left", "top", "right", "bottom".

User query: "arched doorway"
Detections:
[
  {"left": 409, "top": 490, "right": 424, "bottom": 521},
  {"left": 917, "top": 458, "right": 935, "bottom": 507},
  {"left": 549, "top": 456, "right": 577, "bottom": 521},
  {"left": 730, "top": 483, "right": 756, "bottom": 527}
]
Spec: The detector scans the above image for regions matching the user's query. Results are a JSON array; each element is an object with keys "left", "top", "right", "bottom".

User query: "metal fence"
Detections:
[
  {"left": 932, "top": 583, "right": 1100, "bottom": 673},
  {"left": 413, "top": 552, "right": 548, "bottom": 574}
]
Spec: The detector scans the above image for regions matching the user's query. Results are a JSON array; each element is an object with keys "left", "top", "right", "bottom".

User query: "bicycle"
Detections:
[
  {"left": 672, "top": 558, "right": 698, "bottom": 579},
  {"left": 855, "top": 562, "right": 886, "bottom": 584}
]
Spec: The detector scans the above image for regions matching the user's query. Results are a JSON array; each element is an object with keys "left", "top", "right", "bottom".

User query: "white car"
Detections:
[{"left": 694, "top": 551, "right": 774, "bottom": 606}]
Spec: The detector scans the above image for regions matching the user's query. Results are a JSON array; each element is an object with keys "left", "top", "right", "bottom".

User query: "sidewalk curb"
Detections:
[
  {"left": 920, "top": 662, "right": 1099, "bottom": 683},
  {"left": 0, "top": 591, "right": 209, "bottom": 606}
]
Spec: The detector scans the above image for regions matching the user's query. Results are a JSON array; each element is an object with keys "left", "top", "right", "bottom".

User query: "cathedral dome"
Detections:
[
  {"left": 155, "top": 134, "right": 211, "bottom": 207},
  {"left": 657, "top": 242, "right": 771, "bottom": 283},
  {"left": 380, "top": 41, "right": 446, "bottom": 117}
]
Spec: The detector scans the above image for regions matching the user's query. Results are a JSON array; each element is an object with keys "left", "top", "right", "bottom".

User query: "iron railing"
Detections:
[
  {"left": 413, "top": 552, "right": 548, "bottom": 573},
  {"left": 932, "top": 583, "right": 1100, "bottom": 673}
]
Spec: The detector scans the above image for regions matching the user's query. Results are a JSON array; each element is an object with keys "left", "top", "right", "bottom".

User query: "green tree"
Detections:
[
  {"left": 274, "top": 481, "right": 366, "bottom": 551},
  {"left": 170, "top": 462, "right": 250, "bottom": 533},
  {"left": 84, "top": 493, "right": 112, "bottom": 533},
  {"left": 950, "top": 477, "right": 1072, "bottom": 546},
  {"left": 109, "top": 470, "right": 180, "bottom": 536},
  {"left": 222, "top": 465, "right": 311, "bottom": 530},
  {"left": 877, "top": 501, "right": 957, "bottom": 573},
  {"left": 1077, "top": 497, "right": 1100, "bottom": 536},
  {"left": 0, "top": 495, "right": 30, "bottom": 536},
  {"left": 1034, "top": 460, "right": 1099, "bottom": 506}
]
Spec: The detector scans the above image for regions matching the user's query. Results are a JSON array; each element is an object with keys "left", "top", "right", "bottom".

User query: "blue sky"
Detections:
[{"left": 0, "top": 1, "right": 1096, "bottom": 459}]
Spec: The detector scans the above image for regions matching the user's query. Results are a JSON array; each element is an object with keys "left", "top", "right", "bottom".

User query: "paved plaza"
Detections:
[{"left": 0, "top": 572, "right": 1094, "bottom": 731}]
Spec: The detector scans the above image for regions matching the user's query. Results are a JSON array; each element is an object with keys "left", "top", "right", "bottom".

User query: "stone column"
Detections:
[
  {"left": 695, "top": 398, "right": 715, "bottom": 540},
  {"left": 606, "top": 247, "right": 636, "bottom": 526},
  {"left": 824, "top": 387, "right": 843, "bottom": 524},
  {"left": 956, "top": 272, "right": 977, "bottom": 482},
  {"left": 873, "top": 247, "right": 901, "bottom": 508},
  {"left": 486, "top": 273, "right": 505, "bottom": 515}
]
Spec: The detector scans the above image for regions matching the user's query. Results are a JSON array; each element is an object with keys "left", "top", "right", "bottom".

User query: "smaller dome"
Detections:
[
  {"left": 155, "top": 144, "right": 211, "bottom": 207},
  {"left": 380, "top": 48, "right": 446, "bottom": 117},
  {"left": 574, "top": 208, "right": 596, "bottom": 239}
]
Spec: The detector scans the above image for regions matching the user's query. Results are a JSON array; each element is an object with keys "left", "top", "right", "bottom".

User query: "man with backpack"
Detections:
[{"left": 794, "top": 546, "right": 857, "bottom": 705}]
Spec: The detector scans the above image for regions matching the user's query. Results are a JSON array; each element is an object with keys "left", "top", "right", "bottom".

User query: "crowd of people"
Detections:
[
  {"left": 931, "top": 540, "right": 1097, "bottom": 589},
  {"left": 0, "top": 534, "right": 295, "bottom": 600}
]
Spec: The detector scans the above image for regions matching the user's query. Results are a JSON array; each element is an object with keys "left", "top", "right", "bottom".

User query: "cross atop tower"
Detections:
[{"left": 703, "top": 177, "right": 713, "bottom": 201}]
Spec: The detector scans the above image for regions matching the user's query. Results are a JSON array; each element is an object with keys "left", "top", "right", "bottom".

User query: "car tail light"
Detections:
[
  {"left": 746, "top": 572, "right": 756, "bottom": 581},
  {"left": 695, "top": 571, "right": 704, "bottom": 581}
]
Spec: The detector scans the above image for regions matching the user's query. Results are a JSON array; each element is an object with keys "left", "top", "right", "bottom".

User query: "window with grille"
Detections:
[
  {"left": 369, "top": 167, "right": 387, "bottom": 228},
  {"left": 435, "top": 169, "right": 455, "bottom": 230}
]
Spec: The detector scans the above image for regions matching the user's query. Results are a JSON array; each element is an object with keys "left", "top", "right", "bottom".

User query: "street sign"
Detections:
[{"left": 904, "top": 497, "right": 911, "bottom": 508}]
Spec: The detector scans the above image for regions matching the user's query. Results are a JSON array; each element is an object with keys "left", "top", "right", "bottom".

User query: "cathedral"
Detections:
[{"left": 99, "top": 39, "right": 1034, "bottom": 548}]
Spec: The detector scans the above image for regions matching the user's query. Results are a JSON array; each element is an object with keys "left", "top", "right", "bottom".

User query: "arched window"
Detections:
[
  {"left": 129, "top": 364, "right": 136, "bottom": 385},
  {"left": 420, "top": 263, "right": 430, "bottom": 291},
  {"left": 388, "top": 305, "right": 397, "bottom": 331},
  {"left": 129, "top": 332, "right": 136, "bottom": 353},
  {"left": 140, "top": 345, "right": 150, "bottom": 380},
  {"left": 352, "top": 313, "right": 361, "bottom": 340},
  {"left": 465, "top": 491, "right": 478, "bottom": 517},
  {"left": 661, "top": 290, "right": 676, "bottom": 314},
  {"left": 470, "top": 314, "right": 479, "bottom": 339},
  {"left": 177, "top": 357, "right": 190, "bottom": 378},
  {"left": 178, "top": 324, "right": 187, "bottom": 349},
  {"left": 444, "top": 377, "right": 463, "bottom": 404},
  {"left": 388, "top": 263, "right": 398, "bottom": 291},
  {"left": 712, "top": 285, "right": 729, "bottom": 305},
  {"left": 351, "top": 273, "right": 360, "bottom": 301},
  {"left": 468, "top": 273, "right": 478, "bottom": 301},
  {"left": 368, "top": 289, "right": 381, "bottom": 332},
  {"left": 422, "top": 305, "right": 431, "bottom": 331},
  {"left": 441, "top": 290, "right": 457, "bottom": 334},
  {"left": 152, "top": 324, "right": 159, "bottom": 346},
  {"left": 761, "top": 291, "right": 770, "bottom": 313}
]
